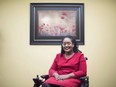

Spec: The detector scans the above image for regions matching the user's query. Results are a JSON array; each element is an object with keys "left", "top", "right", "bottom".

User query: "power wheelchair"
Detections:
[{"left": 33, "top": 57, "right": 89, "bottom": 87}]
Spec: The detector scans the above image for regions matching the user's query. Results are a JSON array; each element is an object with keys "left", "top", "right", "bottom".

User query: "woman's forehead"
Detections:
[{"left": 63, "top": 37, "right": 72, "bottom": 42}]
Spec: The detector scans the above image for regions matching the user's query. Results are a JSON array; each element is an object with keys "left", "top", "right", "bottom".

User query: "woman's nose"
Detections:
[{"left": 65, "top": 44, "right": 69, "bottom": 46}]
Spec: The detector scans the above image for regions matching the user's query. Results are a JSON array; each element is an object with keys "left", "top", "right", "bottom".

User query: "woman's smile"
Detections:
[{"left": 62, "top": 37, "right": 74, "bottom": 54}]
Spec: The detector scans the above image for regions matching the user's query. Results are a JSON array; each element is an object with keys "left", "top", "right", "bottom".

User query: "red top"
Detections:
[{"left": 45, "top": 52, "right": 87, "bottom": 87}]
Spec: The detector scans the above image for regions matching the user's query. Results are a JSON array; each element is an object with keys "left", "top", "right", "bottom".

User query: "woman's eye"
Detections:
[{"left": 63, "top": 42, "right": 71, "bottom": 45}]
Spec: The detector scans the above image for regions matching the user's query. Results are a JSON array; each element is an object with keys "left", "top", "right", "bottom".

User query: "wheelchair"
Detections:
[{"left": 33, "top": 57, "right": 89, "bottom": 87}]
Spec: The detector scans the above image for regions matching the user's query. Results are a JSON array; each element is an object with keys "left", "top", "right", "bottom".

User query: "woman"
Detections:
[{"left": 42, "top": 36, "right": 87, "bottom": 87}]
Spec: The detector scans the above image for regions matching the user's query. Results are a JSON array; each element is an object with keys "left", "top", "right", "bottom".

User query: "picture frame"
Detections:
[{"left": 30, "top": 3, "right": 84, "bottom": 45}]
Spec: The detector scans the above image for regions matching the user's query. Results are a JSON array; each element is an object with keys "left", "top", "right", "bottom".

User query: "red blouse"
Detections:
[{"left": 45, "top": 52, "right": 87, "bottom": 87}]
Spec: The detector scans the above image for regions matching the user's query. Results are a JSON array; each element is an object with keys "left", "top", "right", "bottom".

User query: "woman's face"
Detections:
[{"left": 62, "top": 37, "right": 74, "bottom": 54}]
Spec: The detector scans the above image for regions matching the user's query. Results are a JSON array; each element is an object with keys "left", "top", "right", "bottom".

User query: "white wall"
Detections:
[{"left": 0, "top": 0, "right": 116, "bottom": 87}]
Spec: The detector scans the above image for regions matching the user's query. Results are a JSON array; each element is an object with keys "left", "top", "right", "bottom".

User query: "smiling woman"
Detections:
[
  {"left": 62, "top": 37, "right": 74, "bottom": 56},
  {"left": 41, "top": 36, "right": 87, "bottom": 87}
]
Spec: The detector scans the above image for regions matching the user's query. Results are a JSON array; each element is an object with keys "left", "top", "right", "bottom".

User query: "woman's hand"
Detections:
[
  {"left": 59, "top": 74, "right": 70, "bottom": 80},
  {"left": 59, "top": 73, "right": 75, "bottom": 80},
  {"left": 53, "top": 73, "right": 75, "bottom": 80},
  {"left": 53, "top": 72, "right": 60, "bottom": 80}
]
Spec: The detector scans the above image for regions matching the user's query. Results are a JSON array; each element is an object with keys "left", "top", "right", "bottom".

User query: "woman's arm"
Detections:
[
  {"left": 73, "top": 54, "right": 87, "bottom": 78},
  {"left": 49, "top": 54, "right": 59, "bottom": 77},
  {"left": 59, "top": 54, "right": 87, "bottom": 80}
]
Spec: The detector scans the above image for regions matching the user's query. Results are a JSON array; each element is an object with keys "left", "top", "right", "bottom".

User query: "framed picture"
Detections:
[{"left": 30, "top": 3, "right": 84, "bottom": 45}]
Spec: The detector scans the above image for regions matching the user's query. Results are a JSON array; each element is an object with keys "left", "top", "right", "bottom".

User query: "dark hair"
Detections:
[{"left": 60, "top": 36, "right": 81, "bottom": 57}]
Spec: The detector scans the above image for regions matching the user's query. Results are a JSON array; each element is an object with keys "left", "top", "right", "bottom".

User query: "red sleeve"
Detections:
[
  {"left": 48, "top": 54, "right": 59, "bottom": 77},
  {"left": 73, "top": 54, "right": 87, "bottom": 78}
]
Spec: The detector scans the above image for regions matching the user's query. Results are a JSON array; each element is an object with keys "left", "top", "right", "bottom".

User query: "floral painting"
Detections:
[
  {"left": 30, "top": 3, "right": 84, "bottom": 45},
  {"left": 38, "top": 10, "right": 77, "bottom": 36}
]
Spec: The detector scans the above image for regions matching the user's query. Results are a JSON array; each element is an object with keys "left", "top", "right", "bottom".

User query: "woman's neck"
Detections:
[
  {"left": 65, "top": 51, "right": 74, "bottom": 59},
  {"left": 65, "top": 51, "right": 74, "bottom": 55}
]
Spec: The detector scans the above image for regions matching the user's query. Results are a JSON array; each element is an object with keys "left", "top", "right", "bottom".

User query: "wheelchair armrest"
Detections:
[
  {"left": 79, "top": 76, "right": 89, "bottom": 82},
  {"left": 79, "top": 76, "right": 89, "bottom": 87},
  {"left": 41, "top": 75, "right": 49, "bottom": 80}
]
